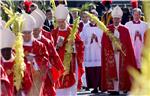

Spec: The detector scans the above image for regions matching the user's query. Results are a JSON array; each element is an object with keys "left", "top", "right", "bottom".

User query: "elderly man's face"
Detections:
[
  {"left": 23, "top": 31, "right": 32, "bottom": 42},
  {"left": 133, "top": 11, "right": 140, "bottom": 21},
  {"left": 56, "top": 19, "right": 66, "bottom": 29},
  {"left": 113, "top": 17, "right": 121, "bottom": 26},
  {"left": 33, "top": 28, "right": 41, "bottom": 38},
  {"left": 56, "top": 19, "right": 65, "bottom": 27}
]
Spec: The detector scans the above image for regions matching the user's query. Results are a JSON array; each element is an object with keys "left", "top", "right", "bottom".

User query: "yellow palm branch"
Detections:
[
  {"left": 129, "top": 1, "right": 150, "bottom": 95},
  {"left": 0, "top": 1, "right": 25, "bottom": 91},
  {"left": 85, "top": 11, "right": 125, "bottom": 56}
]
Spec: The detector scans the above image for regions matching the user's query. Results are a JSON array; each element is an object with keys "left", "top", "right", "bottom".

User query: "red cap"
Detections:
[
  {"left": 102, "top": 0, "right": 112, "bottom": 6},
  {"left": 24, "top": 0, "right": 32, "bottom": 13},
  {"left": 131, "top": 0, "right": 138, "bottom": 8}
]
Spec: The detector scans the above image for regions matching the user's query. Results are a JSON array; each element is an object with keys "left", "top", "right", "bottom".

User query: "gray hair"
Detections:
[{"left": 132, "top": 8, "right": 142, "bottom": 15}]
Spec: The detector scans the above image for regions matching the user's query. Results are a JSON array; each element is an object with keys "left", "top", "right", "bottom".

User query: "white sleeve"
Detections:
[
  {"left": 125, "top": 22, "right": 129, "bottom": 28},
  {"left": 95, "top": 29, "right": 103, "bottom": 48},
  {"left": 80, "top": 27, "right": 89, "bottom": 46},
  {"left": 80, "top": 27, "right": 87, "bottom": 41},
  {"left": 33, "top": 59, "right": 40, "bottom": 71}
]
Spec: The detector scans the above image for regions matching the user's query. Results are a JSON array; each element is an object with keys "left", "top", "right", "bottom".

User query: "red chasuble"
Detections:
[
  {"left": 38, "top": 35, "right": 64, "bottom": 96},
  {"left": 1, "top": 57, "right": 15, "bottom": 96},
  {"left": 0, "top": 64, "right": 12, "bottom": 96},
  {"left": 69, "top": 21, "right": 84, "bottom": 34},
  {"left": 42, "top": 28, "right": 54, "bottom": 45},
  {"left": 101, "top": 24, "right": 137, "bottom": 91},
  {"left": 51, "top": 26, "right": 84, "bottom": 90},
  {"left": 23, "top": 39, "right": 49, "bottom": 95}
]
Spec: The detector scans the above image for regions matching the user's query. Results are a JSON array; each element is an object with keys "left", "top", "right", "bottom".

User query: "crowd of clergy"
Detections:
[{"left": 0, "top": 0, "right": 148, "bottom": 96}]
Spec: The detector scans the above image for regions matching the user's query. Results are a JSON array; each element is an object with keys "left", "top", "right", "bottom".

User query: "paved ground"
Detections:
[{"left": 77, "top": 89, "right": 127, "bottom": 96}]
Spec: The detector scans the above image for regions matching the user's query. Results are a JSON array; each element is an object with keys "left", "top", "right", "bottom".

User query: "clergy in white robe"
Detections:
[
  {"left": 125, "top": 8, "right": 148, "bottom": 70},
  {"left": 80, "top": 9, "right": 103, "bottom": 93},
  {"left": 79, "top": 11, "right": 90, "bottom": 88}
]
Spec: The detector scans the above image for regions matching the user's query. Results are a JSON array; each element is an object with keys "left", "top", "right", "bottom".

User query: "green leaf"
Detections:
[
  {"left": 69, "top": 8, "right": 81, "bottom": 12},
  {"left": 5, "top": 15, "right": 16, "bottom": 28},
  {"left": 3, "top": 6, "right": 14, "bottom": 17},
  {"left": 50, "top": 0, "right": 56, "bottom": 11}
]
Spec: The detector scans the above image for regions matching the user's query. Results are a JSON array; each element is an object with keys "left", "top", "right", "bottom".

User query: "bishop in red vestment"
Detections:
[
  {"left": 0, "top": 64, "right": 12, "bottom": 96},
  {"left": 22, "top": 13, "right": 51, "bottom": 96},
  {"left": 0, "top": 20, "right": 16, "bottom": 96},
  {"left": 31, "top": 8, "right": 65, "bottom": 96},
  {"left": 52, "top": 26, "right": 84, "bottom": 90},
  {"left": 1, "top": 51, "right": 15, "bottom": 96},
  {"left": 52, "top": 4, "right": 84, "bottom": 96},
  {"left": 101, "top": 6, "right": 137, "bottom": 94}
]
